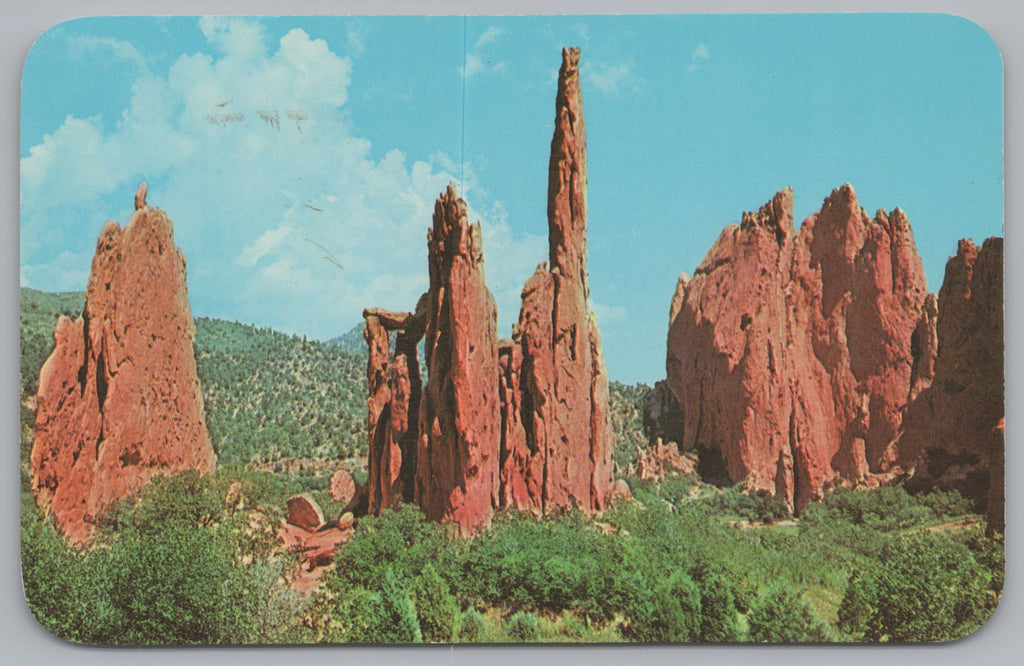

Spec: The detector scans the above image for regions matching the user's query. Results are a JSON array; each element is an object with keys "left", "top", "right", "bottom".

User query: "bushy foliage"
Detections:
[
  {"left": 747, "top": 585, "right": 828, "bottom": 643},
  {"left": 693, "top": 569, "right": 741, "bottom": 641},
  {"left": 838, "top": 535, "right": 997, "bottom": 642},
  {"left": 22, "top": 470, "right": 304, "bottom": 645},
  {"left": 621, "top": 571, "right": 702, "bottom": 642},
  {"left": 801, "top": 486, "right": 970, "bottom": 533},
  {"left": 458, "top": 511, "right": 626, "bottom": 620},
  {"left": 459, "top": 609, "right": 488, "bottom": 642},
  {"left": 506, "top": 611, "right": 542, "bottom": 642},
  {"left": 21, "top": 513, "right": 118, "bottom": 644},
  {"left": 698, "top": 487, "right": 790, "bottom": 524},
  {"left": 329, "top": 505, "right": 461, "bottom": 592},
  {"left": 412, "top": 563, "right": 460, "bottom": 642}
]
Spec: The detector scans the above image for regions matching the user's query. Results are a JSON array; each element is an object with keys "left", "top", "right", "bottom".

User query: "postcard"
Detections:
[{"left": 19, "top": 14, "right": 1003, "bottom": 644}]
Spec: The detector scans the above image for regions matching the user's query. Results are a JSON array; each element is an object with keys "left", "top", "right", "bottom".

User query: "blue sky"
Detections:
[{"left": 20, "top": 14, "right": 1002, "bottom": 384}]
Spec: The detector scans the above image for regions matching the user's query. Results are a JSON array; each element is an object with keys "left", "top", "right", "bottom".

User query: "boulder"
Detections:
[
  {"left": 286, "top": 493, "right": 325, "bottom": 532},
  {"left": 30, "top": 185, "right": 216, "bottom": 542},
  {"left": 329, "top": 469, "right": 357, "bottom": 504}
]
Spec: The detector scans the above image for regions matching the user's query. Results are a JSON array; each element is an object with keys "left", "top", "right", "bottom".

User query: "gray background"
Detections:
[{"left": 2, "top": 1, "right": 1018, "bottom": 663}]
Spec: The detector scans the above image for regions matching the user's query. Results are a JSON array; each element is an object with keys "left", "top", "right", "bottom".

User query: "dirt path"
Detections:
[{"left": 905, "top": 515, "right": 982, "bottom": 535}]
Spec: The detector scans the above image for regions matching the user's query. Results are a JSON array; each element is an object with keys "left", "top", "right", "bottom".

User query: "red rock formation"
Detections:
[
  {"left": 504, "top": 47, "right": 614, "bottom": 513},
  {"left": 415, "top": 185, "right": 502, "bottom": 533},
  {"left": 897, "top": 238, "right": 1004, "bottom": 532},
  {"left": 363, "top": 307, "right": 423, "bottom": 514},
  {"left": 361, "top": 48, "right": 616, "bottom": 532},
  {"left": 278, "top": 517, "right": 354, "bottom": 594},
  {"left": 30, "top": 185, "right": 216, "bottom": 542},
  {"left": 665, "top": 184, "right": 931, "bottom": 510}
]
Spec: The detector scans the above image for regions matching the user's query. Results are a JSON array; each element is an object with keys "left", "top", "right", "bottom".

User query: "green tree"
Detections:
[
  {"left": 412, "top": 564, "right": 460, "bottom": 642},
  {"left": 747, "top": 585, "right": 827, "bottom": 643},
  {"left": 459, "top": 609, "right": 488, "bottom": 642},
  {"left": 622, "top": 571, "right": 702, "bottom": 642},
  {"left": 839, "top": 535, "right": 994, "bottom": 642},
  {"left": 695, "top": 570, "right": 741, "bottom": 641}
]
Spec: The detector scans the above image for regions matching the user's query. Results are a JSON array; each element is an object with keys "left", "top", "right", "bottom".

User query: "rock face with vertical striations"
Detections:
[
  {"left": 897, "top": 237, "right": 1004, "bottom": 532},
  {"left": 414, "top": 186, "right": 502, "bottom": 533},
  {"left": 361, "top": 48, "right": 616, "bottom": 533},
  {"left": 30, "top": 185, "right": 216, "bottom": 542},
  {"left": 504, "top": 47, "right": 614, "bottom": 514},
  {"left": 664, "top": 183, "right": 931, "bottom": 511}
]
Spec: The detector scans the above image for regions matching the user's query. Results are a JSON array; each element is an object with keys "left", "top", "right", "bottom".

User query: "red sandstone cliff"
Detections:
[
  {"left": 31, "top": 184, "right": 216, "bottom": 542},
  {"left": 665, "top": 184, "right": 931, "bottom": 510},
  {"left": 897, "top": 238, "right": 1004, "bottom": 533}
]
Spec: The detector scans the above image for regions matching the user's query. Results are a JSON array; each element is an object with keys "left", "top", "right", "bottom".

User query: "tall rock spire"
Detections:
[
  {"left": 512, "top": 46, "right": 613, "bottom": 512},
  {"left": 415, "top": 185, "right": 501, "bottom": 533},
  {"left": 31, "top": 186, "right": 216, "bottom": 542}
]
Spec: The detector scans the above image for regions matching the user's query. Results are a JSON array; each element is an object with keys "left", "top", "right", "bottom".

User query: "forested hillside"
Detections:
[{"left": 194, "top": 317, "right": 365, "bottom": 462}]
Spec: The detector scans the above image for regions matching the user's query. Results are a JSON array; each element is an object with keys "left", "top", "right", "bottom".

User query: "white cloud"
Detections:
[
  {"left": 687, "top": 42, "right": 710, "bottom": 72},
  {"left": 70, "top": 35, "right": 146, "bottom": 69},
  {"left": 461, "top": 25, "right": 506, "bottom": 79},
  {"left": 21, "top": 18, "right": 544, "bottom": 342},
  {"left": 474, "top": 27, "right": 503, "bottom": 50},
  {"left": 590, "top": 300, "right": 627, "bottom": 324},
  {"left": 585, "top": 61, "right": 632, "bottom": 94}
]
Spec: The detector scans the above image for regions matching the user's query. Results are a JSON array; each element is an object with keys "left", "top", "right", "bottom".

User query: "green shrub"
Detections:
[
  {"left": 506, "top": 611, "right": 542, "bottom": 642},
  {"left": 747, "top": 585, "right": 827, "bottom": 643},
  {"left": 21, "top": 516, "right": 118, "bottom": 644},
  {"left": 329, "top": 505, "right": 460, "bottom": 593},
  {"left": 412, "top": 564, "right": 460, "bottom": 642},
  {"left": 460, "top": 512, "right": 623, "bottom": 620},
  {"left": 336, "top": 569, "right": 421, "bottom": 644},
  {"left": 622, "top": 571, "right": 701, "bottom": 642},
  {"left": 836, "top": 572, "right": 876, "bottom": 638},
  {"left": 694, "top": 570, "right": 740, "bottom": 641},
  {"left": 838, "top": 535, "right": 994, "bottom": 642},
  {"left": 378, "top": 568, "right": 422, "bottom": 643},
  {"left": 459, "top": 609, "right": 488, "bottom": 642}
]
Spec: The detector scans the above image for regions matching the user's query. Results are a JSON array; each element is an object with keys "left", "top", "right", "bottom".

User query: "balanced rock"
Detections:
[
  {"left": 664, "top": 184, "right": 930, "bottom": 510},
  {"left": 30, "top": 187, "right": 216, "bottom": 542}
]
